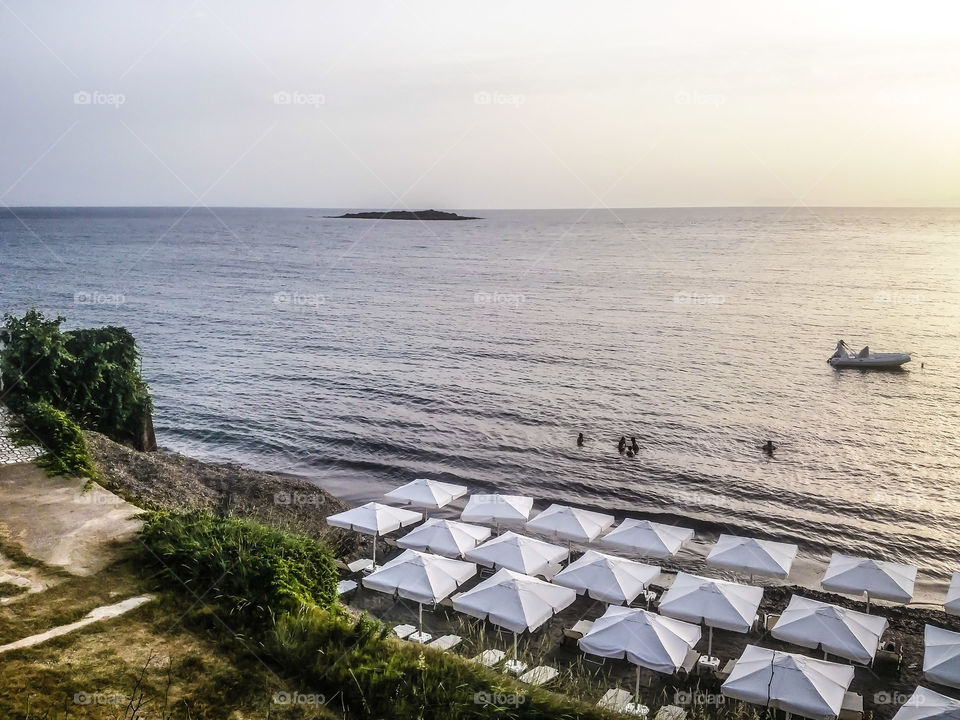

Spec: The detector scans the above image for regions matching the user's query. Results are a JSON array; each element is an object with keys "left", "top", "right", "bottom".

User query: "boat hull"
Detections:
[{"left": 828, "top": 353, "right": 911, "bottom": 369}]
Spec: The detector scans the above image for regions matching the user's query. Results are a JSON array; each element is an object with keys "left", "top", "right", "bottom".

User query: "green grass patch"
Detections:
[{"left": 9, "top": 400, "right": 99, "bottom": 481}]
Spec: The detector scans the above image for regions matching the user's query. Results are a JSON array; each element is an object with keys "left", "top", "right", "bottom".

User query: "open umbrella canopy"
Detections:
[
  {"left": 362, "top": 549, "right": 476, "bottom": 603},
  {"left": 578, "top": 606, "right": 701, "bottom": 674},
  {"left": 397, "top": 518, "right": 491, "bottom": 558},
  {"left": 326, "top": 502, "right": 423, "bottom": 535},
  {"left": 552, "top": 550, "right": 661, "bottom": 605},
  {"left": 821, "top": 553, "right": 917, "bottom": 604},
  {"left": 384, "top": 478, "right": 469, "bottom": 510},
  {"left": 893, "top": 686, "right": 960, "bottom": 720},
  {"left": 706, "top": 534, "right": 798, "bottom": 579},
  {"left": 924, "top": 625, "right": 960, "bottom": 690},
  {"left": 600, "top": 519, "right": 695, "bottom": 558},
  {"left": 659, "top": 572, "right": 764, "bottom": 633},
  {"left": 464, "top": 531, "right": 568, "bottom": 577},
  {"left": 525, "top": 503, "right": 615, "bottom": 543},
  {"left": 721, "top": 645, "right": 855, "bottom": 720},
  {"left": 460, "top": 494, "right": 534, "bottom": 526},
  {"left": 451, "top": 568, "right": 576, "bottom": 633},
  {"left": 771, "top": 595, "right": 889, "bottom": 665},
  {"left": 945, "top": 573, "right": 960, "bottom": 617}
]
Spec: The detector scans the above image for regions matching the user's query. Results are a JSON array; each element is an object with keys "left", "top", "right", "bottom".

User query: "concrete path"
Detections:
[{"left": 0, "top": 595, "right": 154, "bottom": 654}]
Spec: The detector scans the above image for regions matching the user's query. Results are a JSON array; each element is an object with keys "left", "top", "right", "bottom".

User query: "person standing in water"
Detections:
[
  {"left": 631, "top": 436, "right": 639, "bottom": 454},
  {"left": 763, "top": 440, "right": 775, "bottom": 455},
  {"left": 618, "top": 436, "right": 627, "bottom": 454},
  {"left": 577, "top": 432, "right": 584, "bottom": 447}
]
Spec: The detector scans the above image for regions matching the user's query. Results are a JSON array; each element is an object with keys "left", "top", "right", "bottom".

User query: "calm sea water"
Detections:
[{"left": 2, "top": 207, "right": 958, "bottom": 581}]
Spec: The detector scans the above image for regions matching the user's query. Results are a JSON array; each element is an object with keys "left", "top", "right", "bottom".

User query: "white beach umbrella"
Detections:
[
  {"left": 452, "top": 568, "right": 576, "bottom": 661},
  {"left": 579, "top": 605, "right": 701, "bottom": 705},
  {"left": 944, "top": 573, "right": 960, "bottom": 617},
  {"left": 384, "top": 478, "right": 468, "bottom": 511},
  {"left": 658, "top": 571, "right": 764, "bottom": 657},
  {"left": 821, "top": 553, "right": 917, "bottom": 612},
  {"left": 464, "top": 531, "right": 568, "bottom": 578},
  {"left": 363, "top": 549, "right": 476, "bottom": 637},
  {"left": 396, "top": 518, "right": 491, "bottom": 558},
  {"left": 924, "top": 625, "right": 960, "bottom": 690},
  {"left": 552, "top": 550, "right": 661, "bottom": 605},
  {"left": 600, "top": 519, "right": 695, "bottom": 558},
  {"left": 706, "top": 534, "right": 798, "bottom": 581},
  {"left": 326, "top": 502, "right": 423, "bottom": 567},
  {"left": 525, "top": 503, "right": 615, "bottom": 544},
  {"left": 460, "top": 494, "right": 534, "bottom": 531},
  {"left": 771, "top": 595, "right": 889, "bottom": 665},
  {"left": 893, "top": 686, "right": 960, "bottom": 720},
  {"left": 721, "top": 645, "right": 856, "bottom": 720}
]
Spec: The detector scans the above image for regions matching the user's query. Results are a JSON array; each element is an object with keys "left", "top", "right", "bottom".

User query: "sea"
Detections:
[{"left": 2, "top": 206, "right": 958, "bottom": 597}]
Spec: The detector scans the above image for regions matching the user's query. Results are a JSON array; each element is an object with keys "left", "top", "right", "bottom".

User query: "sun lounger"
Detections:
[
  {"left": 519, "top": 666, "right": 559, "bottom": 687},
  {"left": 654, "top": 705, "right": 687, "bottom": 720},
  {"left": 540, "top": 562, "right": 564, "bottom": 580},
  {"left": 562, "top": 619, "right": 594, "bottom": 646},
  {"left": 503, "top": 658, "right": 528, "bottom": 675},
  {"left": 384, "top": 537, "right": 399, "bottom": 547},
  {"left": 716, "top": 659, "right": 736, "bottom": 682},
  {"left": 347, "top": 558, "right": 375, "bottom": 574},
  {"left": 598, "top": 689, "right": 633, "bottom": 712},
  {"left": 839, "top": 692, "right": 864, "bottom": 720},
  {"left": 764, "top": 613, "right": 780, "bottom": 632},
  {"left": 676, "top": 649, "right": 700, "bottom": 677},
  {"left": 472, "top": 649, "right": 506, "bottom": 667},
  {"left": 334, "top": 558, "right": 351, "bottom": 573},
  {"left": 392, "top": 624, "right": 416, "bottom": 640},
  {"left": 336, "top": 579, "right": 357, "bottom": 598},
  {"left": 427, "top": 634, "right": 462, "bottom": 652}
]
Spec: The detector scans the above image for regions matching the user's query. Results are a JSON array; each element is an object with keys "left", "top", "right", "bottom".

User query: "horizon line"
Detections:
[{"left": 3, "top": 204, "right": 960, "bottom": 211}]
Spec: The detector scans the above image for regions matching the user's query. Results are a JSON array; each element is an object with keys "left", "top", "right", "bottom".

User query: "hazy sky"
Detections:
[{"left": 2, "top": 1, "right": 959, "bottom": 208}]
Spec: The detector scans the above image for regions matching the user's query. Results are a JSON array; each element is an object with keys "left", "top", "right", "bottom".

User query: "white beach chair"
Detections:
[
  {"left": 654, "top": 705, "right": 688, "bottom": 720},
  {"left": 597, "top": 688, "right": 633, "bottom": 712},
  {"left": 427, "top": 634, "right": 462, "bottom": 652},
  {"left": 392, "top": 624, "right": 416, "bottom": 640},
  {"left": 347, "top": 558, "right": 375, "bottom": 574},
  {"left": 839, "top": 692, "right": 864, "bottom": 720},
  {"left": 336, "top": 579, "right": 357, "bottom": 598},
  {"left": 676, "top": 649, "right": 700, "bottom": 678},
  {"left": 472, "top": 649, "right": 506, "bottom": 667},
  {"left": 519, "top": 665, "right": 559, "bottom": 687}
]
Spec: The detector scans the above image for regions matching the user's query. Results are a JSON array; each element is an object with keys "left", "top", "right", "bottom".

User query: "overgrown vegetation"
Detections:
[
  {"left": 138, "top": 510, "right": 340, "bottom": 623},
  {"left": 9, "top": 400, "right": 99, "bottom": 480},
  {"left": 0, "top": 309, "right": 153, "bottom": 449}
]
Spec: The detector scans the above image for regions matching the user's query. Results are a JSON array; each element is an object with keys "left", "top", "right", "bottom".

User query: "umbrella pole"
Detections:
[
  {"left": 866, "top": 590, "right": 871, "bottom": 614},
  {"left": 708, "top": 626, "right": 714, "bottom": 658},
  {"left": 635, "top": 665, "right": 641, "bottom": 704},
  {"left": 513, "top": 632, "right": 518, "bottom": 661},
  {"left": 418, "top": 602, "right": 423, "bottom": 636}
]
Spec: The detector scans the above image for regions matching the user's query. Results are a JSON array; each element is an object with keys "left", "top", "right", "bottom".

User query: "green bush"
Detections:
[
  {"left": 138, "top": 510, "right": 339, "bottom": 623},
  {"left": 1, "top": 310, "right": 153, "bottom": 448},
  {"left": 10, "top": 400, "right": 99, "bottom": 480}
]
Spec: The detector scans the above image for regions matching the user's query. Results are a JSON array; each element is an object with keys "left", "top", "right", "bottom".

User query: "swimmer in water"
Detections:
[
  {"left": 618, "top": 436, "right": 627, "bottom": 454},
  {"left": 763, "top": 440, "right": 775, "bottom": 455},
  {"left": 626, "top": 449, "right": 635, "bottom": 458},
  {"left": 577, "top": 432, "right": 584, "bottom": 447},
  {"left": 631, "top": 436, "right": 639, "bottom": 454}
]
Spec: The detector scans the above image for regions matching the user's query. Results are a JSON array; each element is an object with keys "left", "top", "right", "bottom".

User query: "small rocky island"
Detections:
[{"left": 327, "top": 209, "right": 480, "bottom": 221}]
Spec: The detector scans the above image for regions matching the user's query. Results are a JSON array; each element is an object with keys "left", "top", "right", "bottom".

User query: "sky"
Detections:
[{"left": 2, "top": 1, "right": 960, "bottom": 209}]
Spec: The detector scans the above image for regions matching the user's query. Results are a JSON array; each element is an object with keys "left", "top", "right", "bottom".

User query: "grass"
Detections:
[{"left": 9, "top": 400, "right": 100, "bottom": 482}]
